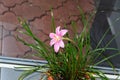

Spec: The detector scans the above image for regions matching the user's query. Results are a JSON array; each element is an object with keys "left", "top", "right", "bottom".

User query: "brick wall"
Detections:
[{"left": 0, "top": 0, "right": 94, "bottom": 59}]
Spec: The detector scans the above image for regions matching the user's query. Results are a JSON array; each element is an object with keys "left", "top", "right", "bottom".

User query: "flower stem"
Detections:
[{"left": 62, "top": 37, "right": 80, "bottom": 53}]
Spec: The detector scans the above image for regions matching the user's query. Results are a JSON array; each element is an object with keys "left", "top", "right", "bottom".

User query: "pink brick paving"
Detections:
[
  {"left": 0, "top": 0, "right": 94, "bottom": 59},
  {"left": 0, "top": 23, "right": 3, "bottom": 55}
]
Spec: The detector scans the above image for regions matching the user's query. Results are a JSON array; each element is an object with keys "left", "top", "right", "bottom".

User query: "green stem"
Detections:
[{"left": 62, "top": 37, "right": 80, "bottom": 52}]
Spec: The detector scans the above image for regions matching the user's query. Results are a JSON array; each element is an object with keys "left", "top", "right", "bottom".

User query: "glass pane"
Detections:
[
  {"left": 107, "top": 11, "right": 120, "bottom": 50},
  {"left": 0, "top": 57, "right": 47, "bottom": 80},
  {"left": 113, "top": 0, "right": 120, "bottom": 10},
  {"left": 91, "top": 0, "right": 120, "bottom": 68},
  {"left": 1, "top": 68, "right": 41, "bottom": 80},
  {"left": 0, "top": 56, "right": 47, "bottom": 80}
]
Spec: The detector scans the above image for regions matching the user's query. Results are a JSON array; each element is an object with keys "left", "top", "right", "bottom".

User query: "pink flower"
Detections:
[{"left": 49, "top": 26, "right": 68, "bottom": 52}]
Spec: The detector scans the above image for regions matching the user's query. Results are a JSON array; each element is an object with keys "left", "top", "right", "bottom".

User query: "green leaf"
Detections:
[
  {"left": 51, "top": 9, "right": 56, "bottom": 32},
  {"left": 95, "top": 52, "right": 120, "bottom": 66},
  {"left": 18, "top": 67, "right": 40, "bottom": 80}
]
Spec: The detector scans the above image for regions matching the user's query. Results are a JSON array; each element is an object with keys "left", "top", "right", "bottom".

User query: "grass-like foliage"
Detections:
[{"left": 18, "top": 8, "right": 120, "bottom": 80}]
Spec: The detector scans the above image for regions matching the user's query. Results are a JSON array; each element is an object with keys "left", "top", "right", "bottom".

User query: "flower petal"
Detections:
[
  {"left": 50, "top": 39, "right": 56, "bottom": 46},
  {"left": 54, "top": 43, "right": 60, "bottom": 52},
  {"left": 59, "top": 40, "right": 64, "bottom": 48},
  {"left": 49, "top": 33, "right": 55, "bottom": 38},
  {"left": 59, "top": 29, "right": 68, "bottom": 36},
  {"left": 56, "top": 26, "right": 60, "bottom": 35}
]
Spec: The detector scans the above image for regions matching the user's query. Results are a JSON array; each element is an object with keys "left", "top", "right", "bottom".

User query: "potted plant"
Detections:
[{"left": 18, "top": 8, "right": 119, "bottom": 80}]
